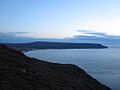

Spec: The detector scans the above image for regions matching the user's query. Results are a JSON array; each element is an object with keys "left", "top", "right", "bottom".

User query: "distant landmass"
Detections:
[
  {"left": 0, "top": 45, "right": 111, "bottom": 90},
  {"left": 1, "top": 41, "right": 108, "bottom": 52}
]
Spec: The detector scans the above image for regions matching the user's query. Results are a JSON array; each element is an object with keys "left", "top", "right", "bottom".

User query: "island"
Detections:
[
  {"left": 2, "top": 41, "right": 108, "bottom": 52},
  {"left": 0, "top": 44, "right": 111, "bottom": 90}
]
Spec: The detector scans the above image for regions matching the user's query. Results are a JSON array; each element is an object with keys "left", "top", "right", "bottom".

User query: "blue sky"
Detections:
[{"left": 0, "top": 0, "right": 120, "bottom": 46}]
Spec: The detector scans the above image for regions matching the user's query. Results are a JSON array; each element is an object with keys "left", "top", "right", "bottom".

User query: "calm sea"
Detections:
[{"left": 25, "top": 48, "right": 120, "bottom": 90}]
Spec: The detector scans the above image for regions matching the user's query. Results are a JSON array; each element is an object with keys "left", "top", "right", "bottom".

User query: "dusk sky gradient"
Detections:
[{"left": 1, "top": 0, "right": 120, "bottom": 39}]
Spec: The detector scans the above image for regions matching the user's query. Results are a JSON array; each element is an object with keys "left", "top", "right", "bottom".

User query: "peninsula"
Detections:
[{"left": 2, "top": 41, "right": 108, "bottom": 52}]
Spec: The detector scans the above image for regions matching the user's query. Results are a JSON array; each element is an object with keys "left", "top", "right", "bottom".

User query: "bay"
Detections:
[{"left": 25, "top": 48, "right": 120, "bottom": 90}]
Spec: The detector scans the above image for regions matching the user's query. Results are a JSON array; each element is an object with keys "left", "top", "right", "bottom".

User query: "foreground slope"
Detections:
[{"left": 0, "top": 45, "right": 111, "bottom": 90}]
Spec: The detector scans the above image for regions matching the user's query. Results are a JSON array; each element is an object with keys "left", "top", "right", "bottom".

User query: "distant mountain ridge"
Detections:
[{"left": 1, "top": 41, "right": 108, "bottom": 52}]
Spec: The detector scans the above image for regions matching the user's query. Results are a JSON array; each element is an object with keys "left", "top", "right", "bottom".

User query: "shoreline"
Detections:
[
  {"left": 22, "top": 47, "right": 108, "bottom": 53},
  {"left": 0, "top": 45, "right": 111, "bottom": 90}
]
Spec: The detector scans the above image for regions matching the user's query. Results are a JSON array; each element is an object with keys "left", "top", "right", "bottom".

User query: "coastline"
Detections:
[
  {"left": 22, "top": 47, "right": 108, "bottom": 53},
  {"left": 0, "top": 45, "right": 111, "bottom": 90}
]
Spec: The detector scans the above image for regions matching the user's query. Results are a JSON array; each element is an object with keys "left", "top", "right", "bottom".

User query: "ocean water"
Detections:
[{"left": 25, "top": 48, "right": 120, "bottom": 90}]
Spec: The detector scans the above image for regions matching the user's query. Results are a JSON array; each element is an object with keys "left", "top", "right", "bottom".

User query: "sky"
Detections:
[{"left": 0, "top": 0, "right": 120, "bottom": 46}]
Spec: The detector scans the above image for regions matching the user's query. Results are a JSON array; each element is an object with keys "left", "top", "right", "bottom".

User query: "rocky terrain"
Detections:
[{"left": 0, "top": 45, "right": 111, "bottom": 90}]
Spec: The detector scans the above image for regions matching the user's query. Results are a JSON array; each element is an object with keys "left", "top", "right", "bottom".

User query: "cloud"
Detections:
[
  {"left": 0, "top": 32, "right": 66, "bottom": 43},
  {"left": 77, "top": 30, "right": 108, "bottom": 37},
  {"left": 0, "top": 32, "right": 34, "bottom": 43},
  {"left": 7, "top": 32, "right": 28, "bottom": 35},
  {"left": 0, "top": 32, "right": 29, "bottom": 36},
  {"left": 76, "top": 30, "right": 120, "bottom": 39},
  {"left": 0, "top": 30, "right": 120, "bottom": 47},
  {"left": 68, "top": 30, "right": 120, "bottom": 47}
]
